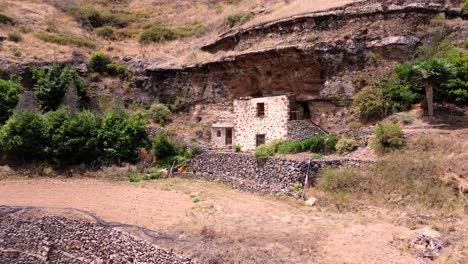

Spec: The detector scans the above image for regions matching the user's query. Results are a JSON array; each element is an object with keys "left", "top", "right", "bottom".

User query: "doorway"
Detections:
[{"left": 225, "top": 128, "right": 233, "bottom": 146}]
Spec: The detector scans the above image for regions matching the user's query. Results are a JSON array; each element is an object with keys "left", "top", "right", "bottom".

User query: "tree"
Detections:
[
  {"left": 45, "top": 109, "right": 100, "bottom": 165},
  {"left": 0, "top": 78, "right": 22, "bottom": 124},
  {"left": 0, "top": 111, "right": 48, "bottom": 161},
  {"left": 98, "top": 109, "right": 148, "bottom": 164},
  {"left": 411, "top": 58, "right": 455, "bottom": 116},
  {"left": 33, "top": 64, "right": 86, "bottom": 112}
]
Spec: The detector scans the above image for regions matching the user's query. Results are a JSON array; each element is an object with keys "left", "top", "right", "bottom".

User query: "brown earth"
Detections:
[{"left": 1, "top": 178, "right": 465, "bottom": 263}]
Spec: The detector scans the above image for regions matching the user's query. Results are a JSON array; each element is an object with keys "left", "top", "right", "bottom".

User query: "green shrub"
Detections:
[
  {"left": 311, "top": 153, "right": 322, "bottom": 160},
  {"left": 0, "top": 111, "right": 48, "bottom": 161},
  {"left": 148, "top": 103, "right": 172, "bottom": 126},
  {"left": 129, "top": 177, "right": 141, "bottom": 183},
  {"left": 401, "top": 114, "right": 415, "bottom": 125},
  {"left": 139, "top": 24, "right": 204, "bottom": 44},
  {"left": 317, "top": 169, "right": 360, "bottom": 193},
  {"left": 0, "top": 13, "right": 14, "bottom": 24},
  {"left": 277, "top": 140, "right": 303, "bottom": 154},
  {"left": 233, "top": 144, "right": 241, "bottom": 152},
  {"left": 33, "top": 64, "right": 86, "bottom": 111},
  {"left": 36, "top": 33, "right": 96, "bottom": 48},
  {"left": 225, "top": 12, "right": 253, "bottom": 27},
  {"left": 300, "top": 136, "right": 323, "bottom": 153},
  {"left": 96, "top": 26, "right": 116, "bottom": 39},
  {"left": 353, "top": 86, "right": 389, "bottom": 121},
  {"left": 371, "top": 122, "right": 406, "bottom": 153},
  {"left": 152, "top": 131, "right": 177, "bottom": 159},
  {"left": 8, "top": 31, "right": 22, "bottom": 42},
  {"left": 336, "top": 137, "right": 358, "bottom": 155},
  {"left": 98, "top": 109, "right": 148, "bottom": 164},
  {"left": 0, "top": 78, "right": 22, "bottom": 124},
  {"left": 88, "top": 52, "right": 113, "bottom": 74},
  {"left": 183, "top": 147, "right": 198, "bottom": 159},
  {"left": 64, "top": 4, "right": 137, "bottom": 28},
  {"left": 461, "top": 0, "right": 468, "bottom": 15},
  {"left": 45, "top": 109, "right": 100, "bottom": 165},
  {"left": 253, "top": 143, "right": 275, "bottom": 160},
  {"left": 10, "top": 47, "right": 21, "bottom": 57},
  {"left": 292, "top": 182, "right": 303, "bottom": 192},
  {"left": 324, "top": 135, "right": 339, "bottom": 153}
]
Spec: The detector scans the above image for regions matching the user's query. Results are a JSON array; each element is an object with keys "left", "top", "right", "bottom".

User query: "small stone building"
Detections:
[{"left": 211, "top": 95, "right": 324, "bottom": 150}]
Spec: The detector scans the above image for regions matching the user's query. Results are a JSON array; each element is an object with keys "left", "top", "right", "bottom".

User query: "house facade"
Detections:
[{"left": 211, "top": 95, "right": 325, "bottom": 150}]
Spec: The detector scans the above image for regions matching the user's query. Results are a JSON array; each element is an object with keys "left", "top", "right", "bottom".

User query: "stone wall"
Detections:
[
  {"left": 187, "top": 152, "right": 367, "bottom": 195},
  {"left": 287, "top": 120, "right": 326, "bottom": 141},
  {"left": 234, "top": 96, "right": 290, "bottom": 150}
]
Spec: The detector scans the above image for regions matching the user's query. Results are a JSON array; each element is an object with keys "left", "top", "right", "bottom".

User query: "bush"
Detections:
[
  {"left": 0, "top": 111, "right": 49, "bottom": 161},
  {"left": 96, "top": 26, "right": 116, "bottom": 39},
  {"left": 139, "top": 24, "right": 204, "bottom": 43},
  {"left": 88, "top": 52, "right": 113, "bottom": 74},
  {"left": 317, "top": 169, "right": 360, "bottom": 193},
  {"left": 277, "top": 140, "right": 303, "bottom": 154},
  {"left": 324, "top": 134, "right": 339, "bottom": 153},
  {"left": 36, "top": 33, "right": 96, "bottom": 48},
  {"left": 33, "top": 64, "right": 86, "bottom": 111},
  {"left": 301, "top": 136, "right": 323, "bottom": 153},
  {"left": 152, "top": 131, "right": 177, "bottom": 159},
  {"left": 0, "top": 78, "right": 22, "bottom": 124},
  {"left": 253, "top": 143, "right": 275, "bottom": 160},
  {"left": 46, "top": 109, "right": 100, "bottom": 165},
  {"left": 8, "top": 31, "right": 22, "bottom": 42},
  {"left": 353, "top": 86, "right": 389, "bottom": 121},
  {"left": 0, "top": 13, "right": 15, "bottom": 25},
  {"left": 371, "top": 122, "right": 406, "bottom": 153},
  {"left": 462, "top": 0, "right": 468, "bottom": 15},
  {"left": 225, "top": 12, "right": 253, "bottom": 27},
  {"left": 98, "top": 109, "right": 148, "bottom": 164},
  {"left": 88, "top": 52, "right": 127, "bottom": 77},
  {"left": 233, "top": 144, "right": 241, "bottom": 152},
  {"left": 148, "top": 103, "right": 172, "bottom": 126},
  {"left": 64, "top": 4, "right": 137, "bottom": 29},
  {"left": 336, "top": 137, "right": 358, "bottom": 155},
  {"left": 401, "top": 114, "right": 415, "bottom": 125}
]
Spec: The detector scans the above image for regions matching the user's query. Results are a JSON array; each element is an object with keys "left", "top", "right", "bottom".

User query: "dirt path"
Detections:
[{"left": 0, "top": 178, "right": 434, "bottom": 263}]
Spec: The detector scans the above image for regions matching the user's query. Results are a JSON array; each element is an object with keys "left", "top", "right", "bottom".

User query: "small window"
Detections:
[
  {"left": 217, "top": 129, "right": 222, "bottom": 137},
  {"left": 257, "top": 103, "right": 265, "bottom": 117},
  {"left": 256, "top": 134, "right": 266, "bottom": 147}
]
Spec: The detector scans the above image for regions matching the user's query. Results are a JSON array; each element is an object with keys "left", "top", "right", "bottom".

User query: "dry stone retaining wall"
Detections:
[
  {"left": 187, "top": 152, "right": 366, "bottom": 195},
  {"left": 287, "top": 120, "right": 326, "bottom": 141}
]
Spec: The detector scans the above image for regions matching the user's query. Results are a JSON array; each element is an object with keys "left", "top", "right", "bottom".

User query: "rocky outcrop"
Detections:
[{"left": 143, "top": 0, "right": 465, "bottom": 111}]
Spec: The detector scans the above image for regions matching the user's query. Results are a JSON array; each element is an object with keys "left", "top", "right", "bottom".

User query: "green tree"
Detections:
[
  {"left": 33, "top": 64, "right": 86, "bottom": 111},
  {"left": 46, "top": 109, "right": 100, "bottom": 165},
  {"left": 98, "top": 109, "right": 148, "bottom": 164},
  {"left": 407, "top": 59, "right": 455, "bottom": 116},
  {"left": 0, "top": 78, "right": 22, "bottom": 124},
  {"left": 0, "top": 111, "right": 48, "bottom": 161},
  {"left": 152, "top": 131, "right": 177, "bottom": 159}
]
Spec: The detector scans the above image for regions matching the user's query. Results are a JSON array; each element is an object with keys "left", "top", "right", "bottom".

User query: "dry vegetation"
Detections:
[{"left": 0, "top": 0, "right": 359, "bottom": 67}]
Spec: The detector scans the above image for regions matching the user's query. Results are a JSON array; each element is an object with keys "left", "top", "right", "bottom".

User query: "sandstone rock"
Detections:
[{"left": 305, "top": 197, "right": 317, "bottom": 206}]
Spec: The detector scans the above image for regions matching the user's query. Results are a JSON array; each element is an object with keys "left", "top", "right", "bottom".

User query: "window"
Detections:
[
  {"left": 256, "top": 103, "right": 265, "bottom": 117},
  {"left": 290, "top": 104, "right": 299, "bottom": 120},
  {"left": 256, "top": 134, "right": 266, "bottom": 147},
  {"left": 217, "top": 129, "right": 221, "bottom": 137}
]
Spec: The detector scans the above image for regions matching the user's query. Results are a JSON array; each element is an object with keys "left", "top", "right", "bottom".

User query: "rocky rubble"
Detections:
[{"left": 0, "top": 214, "right": 191, "bottom": 264}]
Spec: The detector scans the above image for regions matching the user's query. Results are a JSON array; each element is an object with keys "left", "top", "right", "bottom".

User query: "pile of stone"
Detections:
[{"left": 0, "top": 214, "right": 191, "bottom": 264}]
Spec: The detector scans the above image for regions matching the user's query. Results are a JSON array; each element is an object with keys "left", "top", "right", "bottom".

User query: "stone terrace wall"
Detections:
[
  {"left": 287, "top": 120, "right": 326, "bottom": 141},
  {"left": 187, "top": 152, "right": 366, "bottom": 195}
]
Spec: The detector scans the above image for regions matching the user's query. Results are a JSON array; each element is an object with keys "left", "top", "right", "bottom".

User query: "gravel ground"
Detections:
[{"left": 0, "top": 209, "right": 191, "bottom": 264}]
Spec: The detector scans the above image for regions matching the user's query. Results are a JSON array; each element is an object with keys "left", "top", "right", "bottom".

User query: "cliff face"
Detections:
[{"left": 142, "top": 0, "right": 464, "bottom": 110}]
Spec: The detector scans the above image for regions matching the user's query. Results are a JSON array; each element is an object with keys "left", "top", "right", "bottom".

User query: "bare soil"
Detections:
[{"left": 1, "top": 178, "right": 463, "bottom": 263}]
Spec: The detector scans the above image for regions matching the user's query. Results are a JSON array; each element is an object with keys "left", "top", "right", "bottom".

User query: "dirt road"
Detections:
[{"left": 0, "top": 178, "right": 448, "bottom": 263}]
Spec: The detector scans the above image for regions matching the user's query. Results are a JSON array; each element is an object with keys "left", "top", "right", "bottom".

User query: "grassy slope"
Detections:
[{"left": 0, "top": 0, "right": 358, "bottom": 67}]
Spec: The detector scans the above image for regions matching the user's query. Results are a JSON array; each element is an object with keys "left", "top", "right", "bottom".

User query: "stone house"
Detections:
[{"left": 211, "top": 95, "right": 324, "bottom": 150}]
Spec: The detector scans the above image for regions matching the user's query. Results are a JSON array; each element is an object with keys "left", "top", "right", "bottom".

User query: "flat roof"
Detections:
[{"left": 212, "top": 123, "right": 234, "bottom": 128}]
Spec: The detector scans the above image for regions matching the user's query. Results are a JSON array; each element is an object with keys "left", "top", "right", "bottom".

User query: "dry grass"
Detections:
[{"left": 0, "top": 0, "right": 360, "bottom": 66}]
